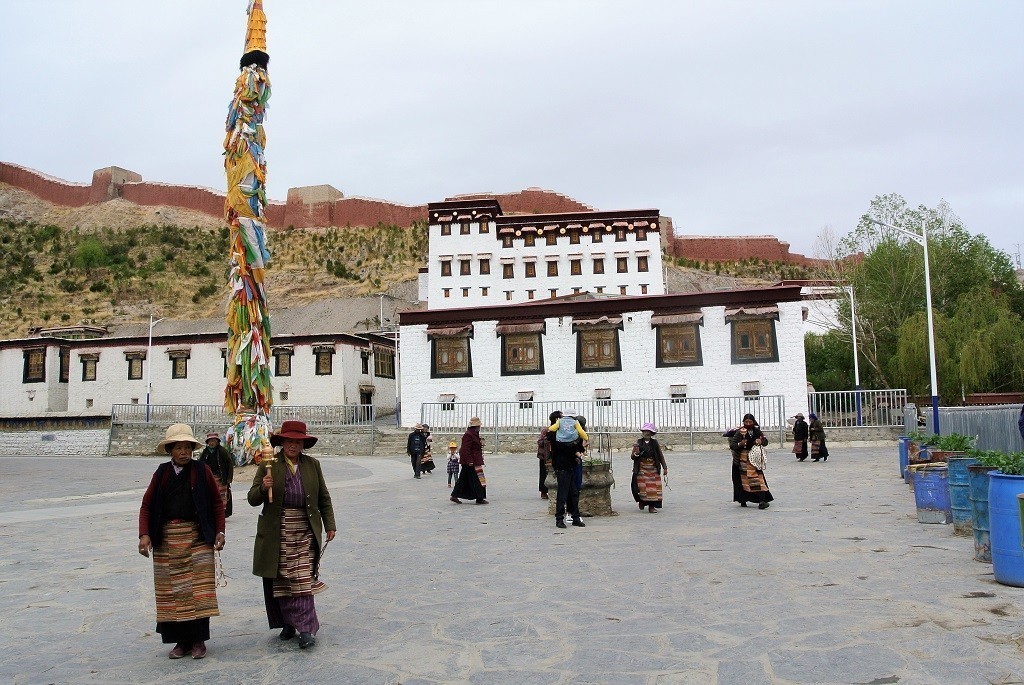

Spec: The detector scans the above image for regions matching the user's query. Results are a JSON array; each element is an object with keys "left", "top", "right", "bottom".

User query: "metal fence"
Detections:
[
  {"left": 420, "top": 396, "right": 788, "bottom": 445},
  {"left": 923, "top": 404, "right": 1024, "bottom": 454},
  {"left": 806, "top": 389, "right": 907, "bottom": 428},
  {"left": 111, "top": 404, "right": 377, "bottom": 429}
]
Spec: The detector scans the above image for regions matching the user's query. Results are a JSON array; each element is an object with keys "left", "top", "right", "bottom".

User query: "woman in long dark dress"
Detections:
[
  {"left": 631, "top": 422, "right": 668, "bottom": 512},
  {"left": 451, "top": 417, "right": 488, "bottom": 504},
  {"left": 792, "top": 413, "right": 809, "bottom": 461},
  {"left": 808, "top": 413, "right": 829, "bottom": 462},
  {"left": 729, "top": 413, "right": 774, "bottom": 509}
]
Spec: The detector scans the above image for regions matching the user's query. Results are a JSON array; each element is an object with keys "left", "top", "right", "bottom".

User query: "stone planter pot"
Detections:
[{"left": 545, "top": 462, "right": 616, "bottom": 517}]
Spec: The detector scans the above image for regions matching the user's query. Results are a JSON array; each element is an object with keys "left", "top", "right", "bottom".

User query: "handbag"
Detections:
[
  {"left": 748, "top": 444, "right": 768, "bottom": 471},
  {"left": 224, "top": 484, "right": 233, "bottom": 518}
]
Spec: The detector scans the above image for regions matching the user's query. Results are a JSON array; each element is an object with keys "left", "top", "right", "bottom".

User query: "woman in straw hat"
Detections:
[
  {"left": 138, "top": 423, "right": 226, "bottom": 660},
  {"left": 248, "top": 420, "right": 336, "bottom": 649},
  {"left": 450, "top": 417, "right": 488, "bottom": 504},
  {"left": 630, "top": 422, "right": 669, "bottom": 513}
]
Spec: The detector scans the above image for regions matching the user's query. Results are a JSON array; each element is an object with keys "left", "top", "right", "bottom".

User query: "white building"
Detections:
[
  {"left": 0, "top": 298, "right": 397, "bottom": 420},
  {"left": 423, "top": 199, "right": 666, "bottom": 307}
]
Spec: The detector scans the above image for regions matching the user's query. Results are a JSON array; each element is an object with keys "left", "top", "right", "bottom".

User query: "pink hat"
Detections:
[{"left": 641, "top": 422, "right": 657, "bottom": 434}]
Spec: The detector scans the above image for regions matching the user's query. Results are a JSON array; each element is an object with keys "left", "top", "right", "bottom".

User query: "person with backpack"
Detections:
[
  {"left": 547, "top": 411, "right": 588, "bottom": 529},
  {"left": 406, "top": 424, "right": 427, "bottom": 479}
]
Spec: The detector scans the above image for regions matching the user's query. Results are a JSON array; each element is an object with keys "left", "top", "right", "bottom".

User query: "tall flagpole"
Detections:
[{"left": 224, "top": 0, "right": 274, "bottom": 465}]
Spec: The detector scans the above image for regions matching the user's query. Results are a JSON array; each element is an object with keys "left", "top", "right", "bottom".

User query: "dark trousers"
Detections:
[
  {"left": 554, "top": 469, "right": 580, "bottom": 520},
  {"left": 539, "top": 460, "right": 548, "bottom": 494},
  {"left": 410, "top": 452, "right": 422, "bottom": 476}
]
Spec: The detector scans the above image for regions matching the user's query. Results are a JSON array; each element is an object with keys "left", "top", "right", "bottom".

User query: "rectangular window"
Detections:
[
  {"left": 505, "top": 291, "right": 513, "bottom": 301},
  {"left": 594, "top": 387, "right": 612, "bottom": 407},
  {"left": 524, "top": 233, "right": 535, "bottom": 247},
  {"left": 479, "top": 259, "right": 491, "bottom": 275},
  {"left": 670, "top": 384, "right": 688, "bottom": 403},
  {"left": 441, "top": 261, "right": 452, "bottom": 277},
  {"left": 59, "top": 348, "right": 70, "bottom": 383},
  {"left": 527, "top": 290, "right": 535, "bottom": 300},
  {"left": 460, "top": 259, "right": 471, "bottom": 276},
  {"left": 619, "top": 286, "right": 627, "bottom": 295},
  {"left": 546, "top": 233, "right": 557, "bottom": 246},
  {"left": 742, "top": 381, "right": 761, "bottom": 399},
  {"left": 479, "top": 220, "right": 489, "bottom": 234},
  {"left": 503, "top": 263, "right": 514, "bottom": 279},
  {"left": 595, "top": 286, "right": 605, "bottom": 294},
  {"left": 570, "top": 259, "right": 582, "bottom": 276},
  {"left": 481, "top": 287, "right": 489, "bottom": 296},
  {"left": 315, "top": 347, "right": 335, "bottom": 375},
  {"left": 569, "top": 233, "right": 580, "bottom": 245},
  {"left": 127, "top": 356, "right": 144, "bottom": 380},
  {"left": 81, "top": 358, "right": 98, "bottom": 382},
  {"left": 637, "top": 228, "right": 647, "bottom": 240},
  {"left": 549, "top": 289, "right": 558, "bottom": 298},
  {"left": 732, "top": 319, "right": 778, "bottom": 363},
  {"left": 443, "top": 288, "right": 451, "bottom": 298},
  {"left": 375, "top": 350, "right": 396, "bottom": 379},
  {"left": 638, "top": 256, "right": 649, "bottom": 272},
  {"left": 461, "top": 288, "right": 469, "bottom": 297},
  {"left": 572, "top": 287, "right": 581, "bottom": 295},
  {"left": 221, "top": 348, "right": 228, "bottom": 378},
  {"left": 361, "top": 350, "right": 370, "bottom": 374},
  {"left": 432, "top": 337, "right": 471, "bottom": 378},
  {"left": 517, "top": 391, "right": 534, "bottom": 410},
  {"left": 501, "top": 333, "right": 544, "bottom": 375},
  {"left": 439, "top": 393, "right": 456, "bottom": 411},
  {"left": 23, "top": 348, "right": 46, "bottom": 383},
  {"left": 593, "top": 259, "right": 605, "bottom": 274},
  {"left": 460, "top": 222, "right": 471, "bottom": 235},
  {"left": 616, "top": 228, "right": 627, "bottom": 241},
  {"left": 502, "top": 236, "right": 513, "bottom": 248},
  {"left": 641, "top": 284, "right": 648, "bottom": 294},
  {"left": 577, "top": 328, "right": 621, "bottom": 372},
  {"left": 592, "top": 231, "right": 603, "bottom": 243},
  {"left": 275, "top": 350, "right": 293, "bottom": 377},
  {"left": 525, "top": 262, "right": 536, "bottom": 278},
  {"left": 441, "top": 223, "right": 451, "bottom": 236},
  {"left": 171, "top": 357, "right": 188, "bottom": 379},
  {"left": 547, "top": 261, "right": 558, "bottom": 277},
  {"left": 656, "top": 324, "right": 702, "bottom": 367},
  {"left": 280, "top": 391, "right": 289, "bottom": 401},
  {"left": 617, "top": 257, "right": 628, "bottom": 273}
]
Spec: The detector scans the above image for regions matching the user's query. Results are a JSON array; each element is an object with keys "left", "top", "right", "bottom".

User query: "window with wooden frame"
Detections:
[
  {"left": 361, "top": 350, "right": 370, "bottom": 374},
  {"left": 460, "top": 222, "right": 471, "bottom": 235},
  {"left": 595, "top": 286, "right": 605, "bottom": 294},
  {"left": 546, "top": 233, "right": 557, "bottom": 246},
  {"left": 443, "top": 288, "right": 451, "bottom": 298},
  {"left": 572, "top": 287, "right": 582, "bottom": 295},
  {"left": 461, "top": 288, "right": 469, "bottom": 297},
  {"left": 641, "top": 284, "right": 648, "bottom": 294},
  {"left": 616, "top": 228, "right": 627, "bottom": 241},
  {"left": 505, "top": 291, "right": 513, "bottom": 301},
  {"left": 479, "top": 220, "right": 489, "bottom": 234},
  {"left": 375, "top": 349, "right": 395, "bottom": 378},
  {"left": 80, "top": 353, "right": 99, "bottom": 382},
  {"left": 574, "top": 318, "right": 623, "bottom": 373},
  {"left": 524, "top": 233, "right": 535, "bottom": 247},
  {"left": 742, "top": 380, "right": 761, "bottom": 398},
  {"left": 274, "top": 348, "right": 293, "bottom": 376},
  {"left": 481, "top": 287, "right": 489, "bottom": 296},
  {"left": 22, "top": 350, "right": 45, "bottom": 382},
  {"left": 570, "top": 259, "right": 582, "bottom": 275},
  {"left": 593, "top": 258, "right": 605, "bottom": 274},
  {"left": 637, "top": 228, "right": 647, "bottom": 240},
  {"left": 569, "top": 232, "right": 580, "bottom": 244},
  {"left": 479, "top": 258, "right": 491, "bottom": 275},
  {"left": 440, "top": 260, "right": 452, "bottom": 277},
  {"left": 59, "top": 348, "right": 69, "bottom": 383},
  {"left": 314, "top": 345, "right": 335, "bottom": 375},
  {"left": 592, "top": 231, "right": 603, "bottom": 243},
  {"left": 549, "top": 289, "right": 558, "bottom": 298},
  {"left": 502, "top": 263, "right": 514, "bottom": 279},
  {"left": 670, "top": 384, "right": 688, "bottom": 403},
  {"left": 440, "top": 223, "right": 451, "bottom": 236},
  {"left": 221, "top": 348, "right": 228, "bottom": 378},
  {"left": 168, "top": 350, "right": 190, "bottom": 379},
  {"left": 501, "top": 332, "right": 544, "bottom": 376},
  {"left": 637, "top": 255, "right": 649, "bottom": 272},
  {"left": 525, "top": 262, "right": 536, "bottom": 278},
  {"left": 126, "top": 352, "right": 145, "bottom": 380},
  {"left": 460, "top": 259, "right": 471, "bottom": 276},
  {"left": 653, "top": 316, "right": 703, "bottom": 367},
  {"left": 502, "top": 235, "right": 513, "bottom": 248},
  {"left": 430, "top": 330, "right": 472, "bottom": 379},
  {"left": 617, "top": 256, "right": 629, "bottom": 273},
  {"left": 547, "top": 261, "right": 558, "bottom": 277},
  {"left": 732, "top": 319, "right": 777, "bottom": 362},
  {"left": 527, "top": 290, "right": 535, "bottom": 300}
]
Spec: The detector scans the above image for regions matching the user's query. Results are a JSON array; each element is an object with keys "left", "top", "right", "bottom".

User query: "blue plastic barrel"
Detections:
[
  {"left": 989, "top": 473, "right": 1024, "bottom": 587},
  {"left": 898, "top": 437, "right": 910, "bottom": 479},
  {"left": 968, "top": 465, "right": 996, "bottom": 562},
  {"left": 948, "top": 457, "right": 978, "bottom": 536},
  {"left": 913, "top": 465, "right": 951, "bottom": 524}
]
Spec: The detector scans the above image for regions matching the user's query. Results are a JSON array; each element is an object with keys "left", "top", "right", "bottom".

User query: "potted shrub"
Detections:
[
  {"left": 974, "top": 450, "right": 1024, "bottom": 586},
  {"left": 929, "top": 433, "right": 976, "bottom": 461}
]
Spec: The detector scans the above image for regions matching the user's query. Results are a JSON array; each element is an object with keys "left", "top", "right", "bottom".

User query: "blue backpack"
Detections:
[{"left": 555, "top": 417, "right": 580, "bottom": 443}]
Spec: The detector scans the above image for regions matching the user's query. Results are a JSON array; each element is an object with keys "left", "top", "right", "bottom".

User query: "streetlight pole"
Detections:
[
  {"left": 867, "top": 217, "right": 940, "bottom": 433},
  {"left": 145, "top": 315, "right": 165, "bottom": 423},
  {"left": 845, "top": 285, "right": 862, "bottom": 426}
]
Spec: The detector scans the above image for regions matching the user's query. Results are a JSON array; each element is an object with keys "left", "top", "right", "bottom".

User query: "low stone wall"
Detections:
[
  {"left": 0, "top": 429, "right": 110, "bottom": 457},
  {"left": 107, "top": 423, "right": 379, "bottom": 457}
]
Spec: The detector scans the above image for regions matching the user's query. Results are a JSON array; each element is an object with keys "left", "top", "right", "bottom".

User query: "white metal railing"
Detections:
[
  {"left": 111, "top": 404, "right": 376, "bottom": 429},
  {"left": 806, "top": 389, "right": 907, "bottom": 428},
  {"left": 420, "top": 396, "right": 788, "bottom": 445}
]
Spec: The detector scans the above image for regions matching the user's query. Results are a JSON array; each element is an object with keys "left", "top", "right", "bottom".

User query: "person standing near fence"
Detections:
[
  {"left": 537, "top": 424, "right": 551, "bottom": 500},
  {"left": 407, "top": 423, "right": 427, "bottom": 479},
  {"left": 729, "top": 413, "right": 774, "bottom": 509},
  {"left": 791, "top": 413, "right": 809, "bottom": 462},
  {"left": 808, "top": 413, "right": 829, "bottom": 462},
  {"left": 631, "top": 422, "right": 668, "bottom": 513},
  {"left": 451, "top": 417, "right": 488, "bottom": 504}
]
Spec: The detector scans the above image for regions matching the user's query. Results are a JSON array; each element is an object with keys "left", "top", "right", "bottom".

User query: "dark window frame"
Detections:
[
  {"left": 274, "top": 349, "right": 294, "bottom": 377},
  {"left": 430, "top": 335, "right": 473, "bottom": 379},
  {"left": 500, "top": 332, "right": 545, "bottom": 376},
  {"left": 575, "top": 325, "right": 623, "bottom": 373},
  {"left": 655, "top": 323, "right": 704, "bottom": 367},
  {"left": 731, "top": 318, "right": 780, "bottom": 364},
  {"left": 314, "top": 346, "right": 335, "bottom": 376},
  {"left": 23, "top": 348, "right": 46, "bottom": 384}
]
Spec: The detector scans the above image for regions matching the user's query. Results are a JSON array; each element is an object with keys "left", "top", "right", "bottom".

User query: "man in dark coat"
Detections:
[
  {"left": 200, "top": 432, "right": 234, "bottom": 516},
  {"left": 407, "top": 424, "right": 427, "bottom": 479}
]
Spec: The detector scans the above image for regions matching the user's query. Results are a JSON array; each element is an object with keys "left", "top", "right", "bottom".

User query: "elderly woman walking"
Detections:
[
  {"left": 808, "top": 413, "right": 829, "bottom": 462},
  {"left": 249, "top": 420, "right": 336, "bottom": 650},
  {"left": 451, "top": 417, "right": 488, "bottom": 504},
  {"left": 729, "top": 413, "right": 774, "bottom": 509},
  {"left": 631, "top": 422, "right": 668, "bottom": 513},
  {"left": 138, "top": 424, "right": 226, "bottom": 659}
]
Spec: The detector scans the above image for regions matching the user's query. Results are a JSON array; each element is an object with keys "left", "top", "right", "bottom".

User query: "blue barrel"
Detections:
[
  {"left": 906, "top": 443, "right": 929, "bottom": 484},
  {"left": 968, "top": 465, "right": 997, "bottom": 562},
  {"left": 898, "top": 437, "right": 910, "bottom": 479},
  {"left": 913, "top": 465, "right": 951, "bottom": 524},
  {"left": 990, "top": 473, "right": 1024, "bottom": 587},
  {"left": 948, "top": 457, "right": 978, "bottom": 536}
]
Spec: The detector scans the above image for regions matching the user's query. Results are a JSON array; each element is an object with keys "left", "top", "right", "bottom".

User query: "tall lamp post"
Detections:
[
  {"left": 145, "top": 315, "right": 165, "bottom": 423},
  {"left": 844, "top": 285, "right": 862, "bottom": 426},
  {"left": 867, "top": 217, "right": 940, "bottom": 433}
]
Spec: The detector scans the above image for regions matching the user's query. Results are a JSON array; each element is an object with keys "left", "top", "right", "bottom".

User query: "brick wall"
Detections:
[
  {"left": 0, "top": 162, "right": 91, "bottom": 207},
  {"left": 670, "top": 235, "right": 828, "bottom": 268}
]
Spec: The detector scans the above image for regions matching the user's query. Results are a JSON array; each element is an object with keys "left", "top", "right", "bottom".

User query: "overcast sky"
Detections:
[{"left": 1, "top": 1, "right": 1021, "bottom": 262}]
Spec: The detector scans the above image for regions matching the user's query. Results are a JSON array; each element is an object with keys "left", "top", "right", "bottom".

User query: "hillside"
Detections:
[{"left": 0, "top": 181, "right": 788, "bottom": 339}]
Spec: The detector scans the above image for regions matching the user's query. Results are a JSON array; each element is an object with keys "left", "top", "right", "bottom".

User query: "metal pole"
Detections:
[
  {"left": 847, "top": 286, "right": 862, "bottom": 426},
  {"left": 921, "top": 220, "right": 940, "bottom": 434},
  {"left": 146, "top": 316, "right": 153, "bottom": 423}
]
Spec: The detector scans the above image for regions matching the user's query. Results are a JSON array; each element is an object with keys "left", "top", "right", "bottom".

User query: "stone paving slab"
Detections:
[{"left": 0, "top": 447, "right": 1021, "bottom": 684}]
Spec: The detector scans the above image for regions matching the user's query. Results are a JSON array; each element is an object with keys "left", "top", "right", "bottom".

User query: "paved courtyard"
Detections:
[{"left": 0, "top": 445, "right": 1021, "bottom": 684}]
